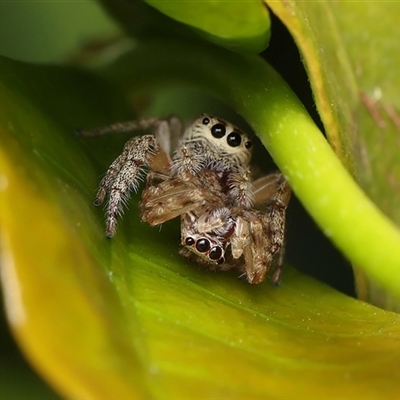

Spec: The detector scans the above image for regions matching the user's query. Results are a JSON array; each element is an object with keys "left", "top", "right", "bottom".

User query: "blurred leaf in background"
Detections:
[
  {"left": 144, "top": 0, "right": 271, "bottom": 53},
  {"left": 0, "top": 0, "right": 120, "bottom": 63},
  {"left": 0, "top": 1, "right": 121, "bottom": 398}
]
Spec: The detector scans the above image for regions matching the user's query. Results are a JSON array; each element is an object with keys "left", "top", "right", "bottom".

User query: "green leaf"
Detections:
[
  {"left": 0, "top": 312, "right": 61, "bottom": 400},
  {"left": 2, "top": 47, "right": 400, "bottom": 398},
  {"left": 100, "top": 0, "right": 271, "bottom": 54},
  {"left": 0, "top": 57, "right": 149, "bottom": 398},
  {"left": 265, "top": 1, "right": 400, "bottom": 309}
]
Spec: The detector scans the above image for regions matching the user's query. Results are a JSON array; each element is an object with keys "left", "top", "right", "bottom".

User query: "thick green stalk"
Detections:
[{"left": 100, "top": 39, "right": 400, "bottom": 298}]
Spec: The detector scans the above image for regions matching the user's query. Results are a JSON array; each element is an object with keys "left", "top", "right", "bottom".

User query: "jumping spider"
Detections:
[{"left": 79, "top": 115, "right": 291, "bottom": 285}]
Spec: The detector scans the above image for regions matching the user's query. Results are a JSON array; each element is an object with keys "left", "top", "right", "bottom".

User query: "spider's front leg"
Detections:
[
  {"left": 95, "top": 135, "right": 166, "bottom": 237},
  {"left": 255, "top": 172, "right": 291, "bottom": 284},
  {"left": 77, "top": 115, "right": 182, "bottom": 158},
  {"left": 231, "top": 173, "right": 291, "bottom": 285},
  {"left": 79, "top": 116, "right": 183, "bottom": 237}
]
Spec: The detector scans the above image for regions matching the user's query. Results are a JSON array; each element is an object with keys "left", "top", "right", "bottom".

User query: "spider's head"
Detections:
[
  {"left": 182, "top": 235, "right": 226, "bottom": 266},
  {"left": 183, "top": 115, "right": 253, "bottom": 167},
  {"left": 180, "top": 207, "right": 235, "bottom": 267}
]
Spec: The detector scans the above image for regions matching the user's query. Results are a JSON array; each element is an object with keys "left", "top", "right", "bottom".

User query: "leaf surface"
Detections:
[
  {"left": 100, "top": 0, "right": 271, "bottom": 54},
  {"left": 1, "top": 53, "right": 400, "bottom": 399}
]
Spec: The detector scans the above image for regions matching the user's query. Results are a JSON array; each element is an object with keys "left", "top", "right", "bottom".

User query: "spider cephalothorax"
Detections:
[{"left": 79, "top": 114, "right": 291, "bottom": 285}]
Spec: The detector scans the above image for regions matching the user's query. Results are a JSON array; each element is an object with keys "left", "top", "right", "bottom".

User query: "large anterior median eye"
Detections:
[
  {"left": 196, "top": 238, "right": 211, "bottom": 253},
  {"left": 227, "top": 131, "right": 242, "bottom": 147},
  {"left": 211, "top": 123, "right": 226, "bottom": 138},
  {"left": 209, "top": 246, "right": 223, "bottom": 260}
]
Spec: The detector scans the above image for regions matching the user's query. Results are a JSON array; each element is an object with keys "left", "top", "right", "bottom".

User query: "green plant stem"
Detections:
[{"left": 100, "top": 39, "right": 400, "bottom": 298}]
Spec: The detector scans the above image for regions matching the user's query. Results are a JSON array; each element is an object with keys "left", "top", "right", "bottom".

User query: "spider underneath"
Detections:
[{"left": 79, "top": 115, "right": 291, "bottom": 285}]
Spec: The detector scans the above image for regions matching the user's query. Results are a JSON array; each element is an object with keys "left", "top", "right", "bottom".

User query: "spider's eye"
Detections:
[
  {"left": 202, "top": 117, "right": 210, "bottom": 125},
  {"left": 245, "top": 141, "right": 252, "bottom": 149},
  {"left": 211, "top": 123, "right": 226, "bottom": 138},
  {"left": 196, "top": 238, "right": 211, "bottom": 253},
  {"left": 227, "top": 132, "right": 242, "bottom": 147},
  {"left": 217, "top": 257, "right": 225, "bottom": 265},
  {"left": 209, "top": 246, "right": 223, "bottom": 261},
  {"left": 185, "top": 237, "right": 195, "bottom": 246}
]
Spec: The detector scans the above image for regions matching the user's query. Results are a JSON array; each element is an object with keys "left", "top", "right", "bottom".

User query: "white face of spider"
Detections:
[{"left": 182, "top": 115, "right": 253, "bottom": 167}]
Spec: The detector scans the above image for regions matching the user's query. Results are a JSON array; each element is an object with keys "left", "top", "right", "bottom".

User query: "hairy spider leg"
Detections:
[
  {"left": 77, "top": 116, "right": 182, "bottom": 158},
  {"left": 79, "top": 116, "right": 184, "bottom": 237},
  {"left": 253, "top": 172, "right": 291, "bottom": 285}
]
